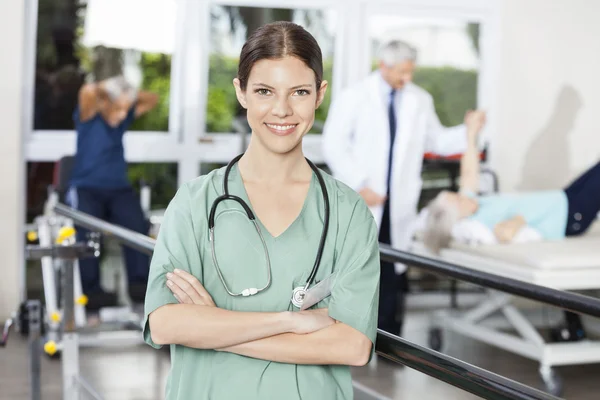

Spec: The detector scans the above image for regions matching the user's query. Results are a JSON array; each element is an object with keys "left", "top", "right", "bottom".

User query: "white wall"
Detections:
[
  {"left": 0, "top": 1, "right": 25, "bottom": 319},
  {"left": 491, "top": 0, "right": 600, "bottom": 192}
]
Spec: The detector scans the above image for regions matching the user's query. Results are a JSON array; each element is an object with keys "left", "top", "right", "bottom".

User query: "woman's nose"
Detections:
[{"left": 271, "top": 96, "right": 292, "bottom": 118}]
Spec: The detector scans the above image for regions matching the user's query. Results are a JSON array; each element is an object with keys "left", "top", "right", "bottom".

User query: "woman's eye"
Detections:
[
  {"left": 295, "top": 89, "right": 310, "bottom": 96},
  {"left": 256, "top": 88, "right": 271, "bottom": 95}
]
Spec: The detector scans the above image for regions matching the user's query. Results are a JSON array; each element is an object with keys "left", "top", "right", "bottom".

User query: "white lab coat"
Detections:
[{"left": 322, "top": 71, "right": 468, "bottom": 274}]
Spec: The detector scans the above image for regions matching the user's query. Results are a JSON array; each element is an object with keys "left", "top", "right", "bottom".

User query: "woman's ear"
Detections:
[
  {"left": 316, "top": 80, "right": 328, "bottom": 109},
  {"left": 233, "top": 78, "right": 247, "bottom": 109}
]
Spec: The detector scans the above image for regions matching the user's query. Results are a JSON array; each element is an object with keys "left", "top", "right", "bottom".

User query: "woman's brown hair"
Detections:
[{"left": 237, "top": 21, "right": 323, "bottom": 91}]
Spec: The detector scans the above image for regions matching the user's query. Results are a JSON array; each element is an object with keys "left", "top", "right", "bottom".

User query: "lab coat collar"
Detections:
[{"left": 377, "top": 70, "right": 405, "bottom": 100}]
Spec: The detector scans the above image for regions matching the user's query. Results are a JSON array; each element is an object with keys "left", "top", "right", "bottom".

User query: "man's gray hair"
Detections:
[
  {"left": 422, "top": 193, "right": 460, "bottom": 254},
  {"left": 102, "top": 75, "right": 138, "bottom": 102},
  {"left": 378, "top": 40, "right": 418, "bottom": 67}
]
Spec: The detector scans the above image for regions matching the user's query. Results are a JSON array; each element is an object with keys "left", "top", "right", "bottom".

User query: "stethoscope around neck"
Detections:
[{"left": 207, "top": 153, "right": 330, "bottom": 308}]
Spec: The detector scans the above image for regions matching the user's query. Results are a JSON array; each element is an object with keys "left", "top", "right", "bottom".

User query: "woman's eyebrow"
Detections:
[
  {"left": 252, "top": 83, "right": 313, "bottom": 90},
  {"left": 289, "top": 84, "right": 313, "bottom": 90}
]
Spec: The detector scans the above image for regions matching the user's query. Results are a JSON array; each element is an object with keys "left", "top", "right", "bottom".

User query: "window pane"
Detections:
[
  {"left": 200, "top": 162, "right": 227, "bottom": 177},
  {"left": 207, "top": 5, "right": 337, "bottom": 134},
  {"left": 26, "top": 162, "right": 56, "bottom": 222},
  {"left": 34, "top": 0, "right": 176, "bottom": 131},
  {"left": 369, "top": 17, "right": 479, "bottom": 126}
]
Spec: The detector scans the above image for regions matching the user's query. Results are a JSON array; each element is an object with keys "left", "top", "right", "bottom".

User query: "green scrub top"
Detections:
[{"left": 143, "top": 164, "right": 381, "bottom": 400}]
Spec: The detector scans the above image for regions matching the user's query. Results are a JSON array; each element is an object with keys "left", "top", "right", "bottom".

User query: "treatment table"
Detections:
[{"left": 410, "top": 222, "right": 600, "bottom": 396}]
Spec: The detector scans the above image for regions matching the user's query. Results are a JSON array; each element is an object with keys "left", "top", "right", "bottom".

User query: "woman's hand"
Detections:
[
  {"left": 464, "top": 109, "right": 486, "bottom": 137},
  {"left": 494, "top": 215, "right": 526, "bottom": 243},
  {"left": 166, "top": 269, "right": 216, "bottom": 307},
  {"left": 291, "top": 308, "right": 336, "bottom": 334}
]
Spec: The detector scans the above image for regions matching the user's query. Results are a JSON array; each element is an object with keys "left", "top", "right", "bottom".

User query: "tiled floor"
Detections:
[{"left": 2, "top": 306, "right": 600, "bottom": 399}]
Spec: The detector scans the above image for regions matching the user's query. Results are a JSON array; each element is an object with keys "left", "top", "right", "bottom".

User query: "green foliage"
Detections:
[
  {"left": 130, "top": 53, "right": 171, "bottom": 132},
  {"left": 127, "top": 163, "right": 178, "bottom": 210},
  {"left": 205, "top": 55, "right": 334, "bottom": 134},
  {"left": 206, "top": 55, "right": 238, "bottom": 132},
  {"left": 312, "top": 59, "right": 333, "bottom": 134},
  {"left": 413, "top": 67, "right": 478, "bottom": 126},
  {"left": 466, "top": 23, "right": 480, "bottom": 56}
]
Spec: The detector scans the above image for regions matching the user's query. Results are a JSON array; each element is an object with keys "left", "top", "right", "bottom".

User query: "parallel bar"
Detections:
[
  {"left": 380, "top": 245, "right": 600, "bottom": 319},
  {"left": 54, "top": 203, "right": 155, "bottom": 255},
  {"left": 25, "top": 243, "right": 97, "bottom": 260},
  {"left": 375, "top": 330, "right": 560, "bottom": 400}
]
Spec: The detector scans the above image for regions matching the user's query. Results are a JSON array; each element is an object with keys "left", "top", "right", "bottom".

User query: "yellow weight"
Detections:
[
  {"left": 27, "top": 231, "right": 38, "bottom": 242},
  {"left": 50, "top": 312, "right": 61, "bottom": 323},
  {"left": 76, "top": 295, "right": 88, "bottom": 306},
  {"left": 44, "top": 341, "right": 57, "bottom": 356},
  {"left": 56, "top": 226, "right": 76, "bottom": 244}
]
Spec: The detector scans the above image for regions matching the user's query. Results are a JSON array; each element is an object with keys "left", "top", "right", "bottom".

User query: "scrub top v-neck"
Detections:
[
  {"left": 143, "top": 164, "right": 381, "bottom": 400},
  {"left": 235, "top": 164, "right": 316, "bottom": 241}
]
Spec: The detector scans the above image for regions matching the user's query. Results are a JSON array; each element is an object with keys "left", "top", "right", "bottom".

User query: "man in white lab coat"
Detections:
[{"left": 322, "top": 40, "right": 486, "bottom": 336}]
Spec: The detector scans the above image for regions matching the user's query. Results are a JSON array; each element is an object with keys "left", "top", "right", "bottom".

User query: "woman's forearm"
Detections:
[
  {"left": 459, "top": 132, "right": 480, "bottom": 192},
  {"left": 149, "top": 304, "right": 295, "bottom": 349},
  {"left": 218, "top": 323, "right": 372, "bottom": 367}
]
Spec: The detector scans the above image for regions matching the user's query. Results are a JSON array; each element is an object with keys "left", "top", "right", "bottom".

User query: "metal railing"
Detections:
[
  {"left": 377, "top": 331, "right": 556, "bottom": 400},
  {"left": 51, "top": 203, "right": 600, "bottom": 400},
  {"left": 380, "top": 245, "right": 600, "bottom": 318},
  {"left": 54, "top": 203, "right": 155, "bottom": 255}
]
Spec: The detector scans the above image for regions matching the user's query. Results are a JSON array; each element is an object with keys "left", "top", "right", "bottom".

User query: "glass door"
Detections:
[{"left": 191, "top": 0, "right": 342, "bottom": 180}]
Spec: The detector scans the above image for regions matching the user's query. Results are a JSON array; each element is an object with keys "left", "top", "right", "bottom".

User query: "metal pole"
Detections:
[
  {"left": 36, "top": 216, "right": 60, "bottom": 342},
  {"left": 62, "top": 219, "right": 88, "bottom": 328},
  {"left": 27, "top": 300, "right": 42, "bottom": 400},
  {"left": 63, "top": 258, "right": 75, "bottom": 333},
  {"left": 61, "top": 258, "right": 79, "bottom": 400}
]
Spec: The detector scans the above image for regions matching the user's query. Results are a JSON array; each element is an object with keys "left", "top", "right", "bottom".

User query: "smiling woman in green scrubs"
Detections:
[{"left": 143, "top": 21, "right": 381, "bottom": 400}]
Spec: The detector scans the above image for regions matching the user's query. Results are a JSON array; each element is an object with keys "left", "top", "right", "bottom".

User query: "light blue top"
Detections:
[{"left": 468, "top": 190, "right": 569, "bottom": 240}]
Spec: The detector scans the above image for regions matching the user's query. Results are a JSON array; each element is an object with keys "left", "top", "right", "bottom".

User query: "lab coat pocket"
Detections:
[{"left": 393, "top": 178, "right": 422, "bottom": 220}]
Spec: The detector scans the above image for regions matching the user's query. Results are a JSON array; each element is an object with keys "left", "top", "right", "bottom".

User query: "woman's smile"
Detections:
[{"left": 265, "top": 123, "right": 299, "bottom": 136}]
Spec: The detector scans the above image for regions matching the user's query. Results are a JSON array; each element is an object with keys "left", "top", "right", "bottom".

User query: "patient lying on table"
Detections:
[
  {"left": 421, "top": 128, "right": 600, "bottom": 253},
  {"left": 421, "top": 128, "right": 598, "bottom": 342}
]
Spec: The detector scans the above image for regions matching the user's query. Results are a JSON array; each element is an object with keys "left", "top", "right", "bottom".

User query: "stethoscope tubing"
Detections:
[{"left": 209, "top": 153, "right": 329, "bottom": 301}]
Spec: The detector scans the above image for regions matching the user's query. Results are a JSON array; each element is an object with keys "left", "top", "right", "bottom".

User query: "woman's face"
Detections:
[{"left": 233, "top": 56, "right": 327, "bottom": 155}]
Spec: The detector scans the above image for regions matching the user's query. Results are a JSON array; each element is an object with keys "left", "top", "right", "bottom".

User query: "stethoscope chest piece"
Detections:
[{"left": 291, "top": 286, "right": 306, "bottom": 308}]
